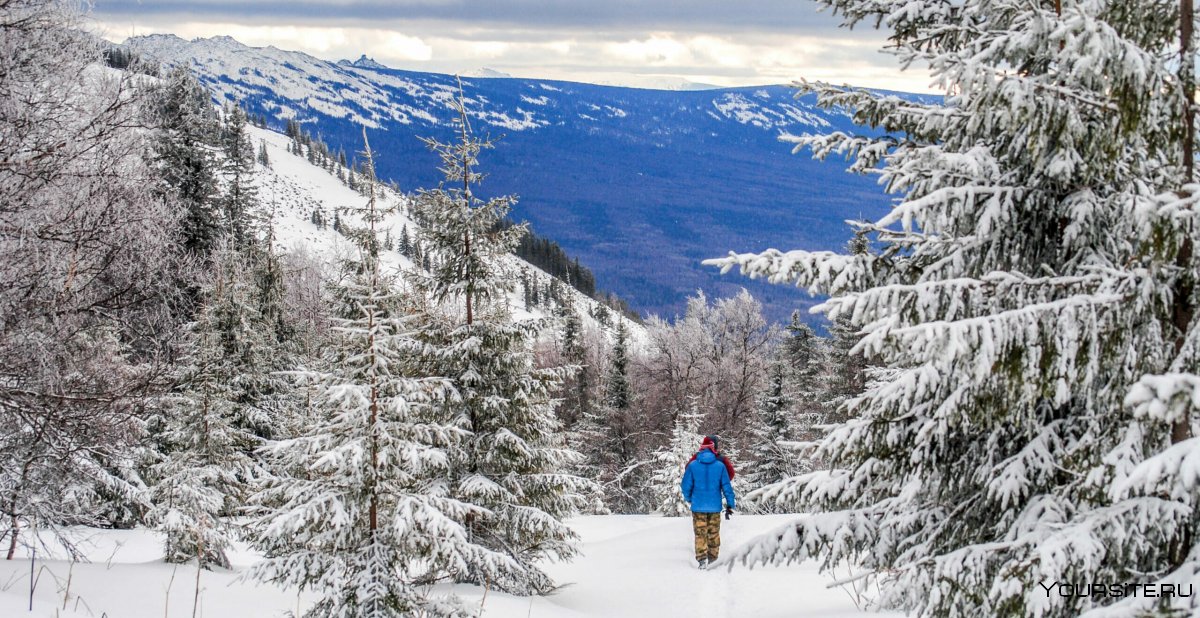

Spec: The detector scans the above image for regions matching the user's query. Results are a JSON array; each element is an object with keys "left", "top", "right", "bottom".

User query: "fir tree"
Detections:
[
  {"left": 709, "top": 1, "right": 1200, "bottom": 615},
  {"left": 408, "top": 81, "right": 589, "bottom": 595}
]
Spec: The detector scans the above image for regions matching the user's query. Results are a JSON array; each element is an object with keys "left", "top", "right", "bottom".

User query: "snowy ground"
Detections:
[{"left": 0, "top": 515, "right": 889, "bottom": 617}]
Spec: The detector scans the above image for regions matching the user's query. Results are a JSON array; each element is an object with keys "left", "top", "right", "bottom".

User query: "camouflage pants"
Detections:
[{"left": 692, "top": 512, "right": 722, "bottom": 561}]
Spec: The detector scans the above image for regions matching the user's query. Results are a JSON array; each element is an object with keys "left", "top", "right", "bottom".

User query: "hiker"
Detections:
[
  {"left": 681, "top": 436, "right": 736, "bottom": 569},
  {"left": 688, "top": 434, "right": 736, "bottom": 480}
]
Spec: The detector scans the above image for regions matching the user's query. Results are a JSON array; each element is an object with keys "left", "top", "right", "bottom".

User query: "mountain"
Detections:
[
  {"left": 465, "top": 67, "right": 514, "bottom": 78},
  {"left": 125, "top": 34, "right": 911, "bottom": 323},
  {"left": 337, "top": 54, "right": 390, "bottom": 71},
  {"left": 245, "top": 119, "right": 645, "bottom": 343},
  {"left": 594, "top": 75, "right": 720, "bottom": 91}
]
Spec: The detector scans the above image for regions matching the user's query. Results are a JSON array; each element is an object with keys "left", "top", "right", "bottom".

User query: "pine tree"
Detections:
[
  {"left": 649, "top": 402, "right": 702, "bottom": 517},
  {"left": 248, "top": 130, "right": 512, "bottom": 617},
  {"left": 407, "top": 81, "right": 589, "bottom": 595},
  {"left": 709, "top": 1, "right": 1200, "bottom": 615}
]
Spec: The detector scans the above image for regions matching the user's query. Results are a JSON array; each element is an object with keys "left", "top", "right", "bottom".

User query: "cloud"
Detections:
[
  {"left": 91, "top": 1, "right": 938, "bottom": 92},
  {"left": 94, "top": 0, "right": 870, "bottom": 35}
]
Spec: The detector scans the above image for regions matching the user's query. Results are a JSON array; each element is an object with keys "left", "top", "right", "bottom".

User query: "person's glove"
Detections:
[{"left": 725, "top": 507, "right": 733, "bottom": 520}]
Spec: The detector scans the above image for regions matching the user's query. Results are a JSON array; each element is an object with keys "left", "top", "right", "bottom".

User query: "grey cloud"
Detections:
[{"left": 93, "top": 0, "right": 872, "bottom": 36}]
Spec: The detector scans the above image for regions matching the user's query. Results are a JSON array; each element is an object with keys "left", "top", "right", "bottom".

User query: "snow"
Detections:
[
  {"left": 521, "top": 94, "right": 552, "bottom": 106},
  {"left": 126, "top": 35, "right": 554, "bottom": 132},
  {"left": 0, "top": 516, "right": 890, "bottom": 617},
  {"left": 245, "top": 123, "right": 645, "bottom": 345}
]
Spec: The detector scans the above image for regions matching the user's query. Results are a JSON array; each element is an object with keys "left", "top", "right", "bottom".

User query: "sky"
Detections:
[{"left": 91, "top": 1, "right": 938, "bottom": 93}]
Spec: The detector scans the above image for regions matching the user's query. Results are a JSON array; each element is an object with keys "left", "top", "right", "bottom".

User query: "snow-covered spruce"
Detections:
[
  {"left": 147, "top": 250, "right": 267, "bottom": 569},
  {"left": 649, "top": 401, "right": 703, "bottom": 517},
  {"left": 405, "top": 84, "right": 591, "bottom": 596},
  {"left": 708, "top": 2, "right": 1200, "bottom": 617},
  {"left": 246, "top": 135, "right": 513, "bottom": 617},
  {"left": 744, "top": 361, "right": 805, "bottom": 506},
  {"left": 575, "top": 320, "right": 655, "bottom": 514}
]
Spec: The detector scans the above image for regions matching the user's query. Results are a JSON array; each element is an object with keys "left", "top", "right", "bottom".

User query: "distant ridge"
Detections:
[
  {"left": 465, "top": 67, "right": 513, "bottom": 78},
  {"left": 337, "top": 54, "right": 390, "bottom": 71},
  {"left": 123, "top": 33, "right": 919, "bottom": 322}
]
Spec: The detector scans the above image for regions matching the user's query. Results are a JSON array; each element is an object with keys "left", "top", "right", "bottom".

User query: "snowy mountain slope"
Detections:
[
  {"left": 0, "top": 515, "right": 892, "bottom": 617},
  {"left": 125, "top": 34, "right": 919, "bottom": 322},
  {"left": 246, "top": 122, "right": 646, "bottom": 343}
]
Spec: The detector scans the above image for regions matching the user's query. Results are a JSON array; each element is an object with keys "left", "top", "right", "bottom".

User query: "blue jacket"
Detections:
[{"left": 681, "top": 449, "right": 736, "bottom": 513}]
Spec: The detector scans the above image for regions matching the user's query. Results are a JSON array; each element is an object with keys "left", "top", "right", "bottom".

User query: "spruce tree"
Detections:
[
  {"left": 559, "top": 304, "right": 590, "bottom": 427},
  {"left": 257, "top": 138, "right": 270, "bottom": 168},
  {"left": 745, "top": 362, "right": 802, "bottom": 504},
  {"left": 408, "top": 81, "right": 589, "bottom": 595},
  {"left": 218, "top": 103, "right": 259, "bottom": 250},
  {"left": 147, "top": 252, "right": 263, "bottom": 569},
  {"left": 710, "top": 1, "right": 1200, "bottom": 615},
  {"left": 649, "top": 401, "right": 702, "bottom": 517},
  {"left": 152, "top": 67, "right": 220, "bottom": 262},
  {"left": 577, "top": 320, "right": 651, "bottom": 513},
  {"left": 248, "top": 131, "right": 510, "bottom": 617},
  {"left": 779, "top": 311, "right": 827, "bottom": 444},
  {"left": 606, "top": 321, "right": 631, "bottom": 411},
  {"left": 398, "top": 224, "right": 411, "bottom": 257}
]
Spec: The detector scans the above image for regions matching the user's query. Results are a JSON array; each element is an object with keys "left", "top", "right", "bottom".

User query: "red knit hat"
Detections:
[{"left": 700, "top": 436, "right": 714, "bottom": 447}]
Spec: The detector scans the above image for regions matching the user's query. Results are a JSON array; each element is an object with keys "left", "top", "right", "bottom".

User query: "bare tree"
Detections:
[{"left": 0, "top": 0, "right": 183, "bottom": 557}]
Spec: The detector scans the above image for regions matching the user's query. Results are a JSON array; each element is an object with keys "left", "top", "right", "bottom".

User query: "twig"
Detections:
[
  {"left": 74, "top": 594, "right": 97, "bottom": 617},
  {"left": 165, "top": 564, "right": 178, "bottom": 618},
  {"left": 0, "top": 569, "right": 20, "bottom": 592},
  {"left": 192, "top": 530, "right": 203, "bottom": 618},
  {"left": 62, "top": 559, "right": 75, "bottom": 610},
  {"left": 29, "top": 533, "right": 36, "bottom": 611},
  {"left": 105, "top": 540, "right": 125, "bottom": 570},
  {"left": 476, "top": 574, "right": 490, "bottom": 618}
]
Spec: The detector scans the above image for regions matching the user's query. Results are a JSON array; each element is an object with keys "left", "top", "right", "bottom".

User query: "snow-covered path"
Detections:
[
  {"left": 0, "top": 515, "right": 888, "bottom": 617},
  {"left": 457, "top": 514, "right": 885, "bottom": 617}
]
